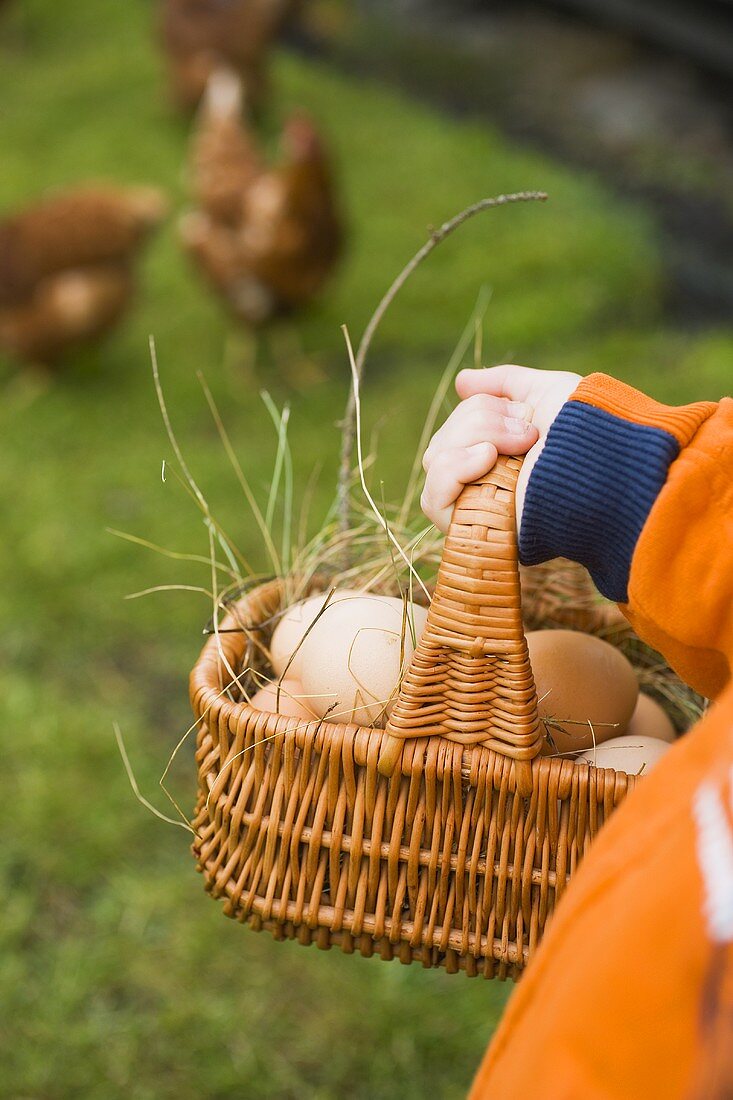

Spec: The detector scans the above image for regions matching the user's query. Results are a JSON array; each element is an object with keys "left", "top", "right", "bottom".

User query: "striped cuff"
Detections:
[{"left": 518, "top": 375, "right": 717, "bottom": 603}]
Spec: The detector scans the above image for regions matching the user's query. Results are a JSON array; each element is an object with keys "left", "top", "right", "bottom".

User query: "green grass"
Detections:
[{"left": 0, "top": 1, "right": 731, "bottom": 1097}]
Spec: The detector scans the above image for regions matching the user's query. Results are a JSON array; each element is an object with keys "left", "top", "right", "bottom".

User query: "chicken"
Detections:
[
  {"left": 188, "top": 67, "right": 263, "bottom": 225},
  {"left": 159, "top": 0, "right": 299, "bottom": 113},
  {"left": 0, "top": 268, "right": 132, "bottom": 364},
  {"left": 0, "top": 184, "right": 167, "bottom": 364},
  {"left": 180, "top": 79, "right": 342, "bottom": 326}
]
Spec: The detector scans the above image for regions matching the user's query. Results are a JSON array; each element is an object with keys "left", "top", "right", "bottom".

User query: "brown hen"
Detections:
[
  {"left": 0, "top": 184, "right": 167, "bottom": 364},
  {"left": 180, "top": 76, "right": 342, "bottom": 326},
  {"left": 187, "top": 67, "right": 263, "bottom": 225},
  {"left": 159, "top": 0, "right": 299, "bottom": 112}
]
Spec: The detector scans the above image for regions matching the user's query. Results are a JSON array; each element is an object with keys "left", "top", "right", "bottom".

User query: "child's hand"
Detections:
[{"left": 421, "top": 364, "right": 581, "bottom": 533}]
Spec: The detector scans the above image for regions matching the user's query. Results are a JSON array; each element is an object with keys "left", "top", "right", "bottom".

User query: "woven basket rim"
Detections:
[{"left": 189, "top": 574, "right": 640, "bottom": 789}]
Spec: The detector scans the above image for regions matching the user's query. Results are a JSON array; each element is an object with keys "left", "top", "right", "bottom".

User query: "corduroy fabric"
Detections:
[{"left": 519, "top": 402, "right": 679, "bottom": 602}]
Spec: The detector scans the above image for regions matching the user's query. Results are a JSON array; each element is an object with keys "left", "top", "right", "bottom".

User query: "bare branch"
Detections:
[{"left": 336, "top": 190, "right": 548, "bottom": 541}]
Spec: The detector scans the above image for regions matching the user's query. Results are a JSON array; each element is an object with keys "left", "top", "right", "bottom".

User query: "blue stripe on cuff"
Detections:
[{"left": 518, "top": 402, "right": 680, "bottom": 603}]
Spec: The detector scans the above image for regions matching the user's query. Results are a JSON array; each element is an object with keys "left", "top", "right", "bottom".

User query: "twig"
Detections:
[
  {"left": 342, "top": 325, "right": 431, "bottom": 603},
  {"left": 398, "top": 285, "right": 491, "bottom": 527},
  {"left": 336, "top": 191, "right": 548, "bottom": 540}
]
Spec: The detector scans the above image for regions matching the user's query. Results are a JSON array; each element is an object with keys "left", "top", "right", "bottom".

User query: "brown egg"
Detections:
[
  {"left": 626, "top": 692, "right": 676, "bottom": 743},
  {"left": 578, "top": 734, "right": 671, "bottom": 776},
  {"left": 527, "top": 629, "right": 638, "bottom": 755},
  {"left": 248, "top": 679, "right": 317, "bottom": 721}
]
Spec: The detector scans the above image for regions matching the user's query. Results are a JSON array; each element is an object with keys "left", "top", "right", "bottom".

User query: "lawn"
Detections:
[{"left": 1, "top": 2, "right": 731, "bottom": 1097}]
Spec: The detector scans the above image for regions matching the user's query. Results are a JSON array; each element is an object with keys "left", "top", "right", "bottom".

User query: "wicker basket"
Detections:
[{"left": 190, "top": 457, "right": 639, "bottom": 980}]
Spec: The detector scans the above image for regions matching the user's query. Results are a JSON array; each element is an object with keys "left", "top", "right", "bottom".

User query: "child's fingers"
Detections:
[
  {"left": 423, "top": 394, "right": 536, "bottom": 470},
  {"left": 421, "top": 442, "right": 498, "bottom": 533},
  {"left": 455, "top": 364, "right": 538, "bottom": 403},
  {"left": 456, "top": 365, "right": 582, "bottom": 436}
]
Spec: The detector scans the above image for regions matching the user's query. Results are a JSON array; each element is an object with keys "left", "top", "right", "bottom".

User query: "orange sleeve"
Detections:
[
  {"left": 519, "top": 374, "right": 732, "bottom": 698},
  {"left": 623, "top": 400, "right": 733, "bottom": 698}
]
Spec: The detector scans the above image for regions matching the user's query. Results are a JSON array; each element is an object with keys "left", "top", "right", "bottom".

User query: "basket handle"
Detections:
[{"left": 378, "top": 455, "right": 542, "bottom": 792}]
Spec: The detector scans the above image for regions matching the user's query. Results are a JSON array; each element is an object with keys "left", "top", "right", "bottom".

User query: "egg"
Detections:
[
  {"left": 578, "top": 734, "right": 671, "bottom": 776},
  {"left": 300, "top": 593, "right": 428, "bottom": 727},
  {"left": 269, "top": 589, "right": 364, "bottom": 679},
  {"left": 248, "top": 678, "right": 317, "bottom": 721},
  {"left": 527, "top": 629, "right": 638, "bottom": 755},
  {"left": 626, "top": 692, "right": 676, "bottom": 743}
]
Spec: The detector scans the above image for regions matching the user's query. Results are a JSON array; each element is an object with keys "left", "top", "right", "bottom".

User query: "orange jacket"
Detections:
[{"left": 471, "top": 374, "right": 733, "bottom": 1099}]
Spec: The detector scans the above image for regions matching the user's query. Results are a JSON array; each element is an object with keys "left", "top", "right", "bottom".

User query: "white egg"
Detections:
[
  {"left": 269, "top": 589, "right": 364, "bottom": 679},
  {"left": 578, "top": 734, "right": 671, "bottom": 776},
  {"left": 300, "top": 593, "right": 428, "bottom": 727}
]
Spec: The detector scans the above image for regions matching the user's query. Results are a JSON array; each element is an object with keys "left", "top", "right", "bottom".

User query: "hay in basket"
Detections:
[{"left": 181, "top": 194, "right": 704, "bottom": 979}]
